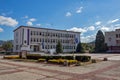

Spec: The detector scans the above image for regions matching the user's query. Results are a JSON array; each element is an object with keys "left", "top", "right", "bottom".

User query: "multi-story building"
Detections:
[
  {"left": 105, "top": 29, "right": 120, "bottom": 52},
  {"left": 13, "top": 26, "right": 80, "bottom": 53}
]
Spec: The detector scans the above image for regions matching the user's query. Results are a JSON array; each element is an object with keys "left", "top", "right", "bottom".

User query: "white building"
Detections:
[
  {"left": 105, "top": 29, "right": 120, "bottom": 52},
  {"left": 13, "top": 26, "right": 80, "bottom": 53}
]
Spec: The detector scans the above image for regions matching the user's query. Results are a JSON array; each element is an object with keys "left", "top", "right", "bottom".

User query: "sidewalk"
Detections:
[{"left": 0, "top": 57, "right": 120, "bottom": 80}]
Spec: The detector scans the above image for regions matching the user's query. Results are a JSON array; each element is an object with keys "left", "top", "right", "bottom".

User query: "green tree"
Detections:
[
  {"left": 76, "top": 42, "right": 84, "bottom": 53},
  {"left": 56, "top": 40, "right": 63, "bottom": 53},
  {"left": 95, "top": 30, "right": 108, "bottom": 53},
  {"left": 2, "top": 41, "right": 13, "bottom": 52}
]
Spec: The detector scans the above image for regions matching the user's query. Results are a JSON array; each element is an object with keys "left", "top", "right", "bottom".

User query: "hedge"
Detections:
[
  {"left": 26, "top": 54, "right": 91, "bottom": 62},
  {"left": 48, "top": 59, "right": 77, "bottom": 65},
  {"left": 75, "top": 55, "right": 91, "bottom": 62},
  {"left": 26, "top": 54, "right": 41, "bottom": 60}
]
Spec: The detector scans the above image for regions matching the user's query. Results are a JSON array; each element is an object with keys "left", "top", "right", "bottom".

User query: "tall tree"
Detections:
[
  {"left": 76, "top": 42, "right": 84, "bottom": 53},
  {"left": 56, "top": 40, "right": 63, "bottom": 53},
  {"left": 2, "top": 41, "right": 13, "bottom": 52},
  {"left": 95, "top": 30, "right": 107, "bottom": 52}
]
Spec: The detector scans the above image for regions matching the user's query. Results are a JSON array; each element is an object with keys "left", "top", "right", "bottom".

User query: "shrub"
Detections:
[
  {"left": 91, "top": 59, "right": 96, "bottom": 63},
  {"left": 5, "top": 52, "right": 11, "bottom": 55},
  {"left": 75, "top": 62, "right": 82, "bottom": 66},
  {"left": 48, "top": 59, "right": 60, "bottom": 64},
  {"left": 64, "top": 56, "right": 74, "bottom": 60},
  {"left": 27, "top": 54, "right": 41, "bottom": 60},
  {"left": 4, "top": 55, "right": 19, "bottom": 59},
  {"left": 26, "top": 54, "right": 91, "bottom": 62},
  {"left": 103, "top": 58, "right": 108, "bottom": 61},
  {"left": 68, "top": 60, "right": 77, "bottom": 64},
  {"left": 52, "top": 56, "right": 62, "bottom": 59},
  {"left": 48, "top": 59, "right": 77, "bottom": 65},
  {"left": 75, "top": 55, "right": 91, "bottom": 62},
  {"left": 0, "top": 52, "right": 5, "bottom": 54},
  {"left": 38, "top": 58, "right": 46, "bottom": 62}
]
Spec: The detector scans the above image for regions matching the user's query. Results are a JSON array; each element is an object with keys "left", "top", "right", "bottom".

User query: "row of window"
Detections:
[
  {"left": 31, "top": 38, "right": 75, "bottom": 44},
  {"left": 116, "top": 34, "right": 120, "bottom": 38},
  {"left": 16, "top": 45, "right": 75, "bottom": 50},
  {"left": 31, "top": 31, "right": 76, "bottom": 38},
  {"left": 41, "top": 45, "right": 75, "bottom": 49},
  {"left": 116, "top": 40, "right": 120, "bottom": 44}
]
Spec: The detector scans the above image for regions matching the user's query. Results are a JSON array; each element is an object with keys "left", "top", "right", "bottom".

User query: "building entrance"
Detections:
[{"left": 34, "top": 45, "right": 39, "bottom": 52}]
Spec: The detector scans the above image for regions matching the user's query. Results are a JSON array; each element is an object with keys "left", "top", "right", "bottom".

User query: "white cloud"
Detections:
[
  {"left": 81, "top": 35, "right": 96, "bottom": 43},
  {"left": 76, "top": 7, "right": 83, "bottom": 13},
  {"left": 26, "top": 17, "right": 36, "bottom": 26},
  {"left": 95, "top": 21, "right": 101, "bottom": 25},
  {"left": 67, "top": 27, "right": 87, "bottom": 33},
  {"left": 115, "top": 24, "right": 120, "bottom": 27},
  {"left": 100, "top": 26, "right": 111, "bottom": 32},
  {"left": 87, "top": 26, "right": 95, "bottom": 31},
  {"left": 0, "top": 27, "right": 3, "bottom": 32},
  {"left": 108, "top": 19, "right": 119, "bottom": 24},
  {"left": 0, "top": 16, "right": 18, "bottom": 27},
  {"left": 26, "top": 21, "right": 33, "bottom": 26},
  {"left": 66, "top": 12, "right": 72, "bottom": 17},
  {"left": 36, "top": 24, "right": 41, "bottom": 27},
  {"left": 29, "top": 18, "right": 36, "bottom": 22}
]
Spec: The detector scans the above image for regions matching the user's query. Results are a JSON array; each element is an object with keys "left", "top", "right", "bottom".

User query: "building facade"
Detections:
[
  {"left": 13, "top": 26, "right": 80, "bottom": 53},
  {"left": 105, "top": 29, "right": 120, "bottom": 52}
]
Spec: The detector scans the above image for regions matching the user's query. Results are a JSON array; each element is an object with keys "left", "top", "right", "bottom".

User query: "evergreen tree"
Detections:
[
  {"left": 76, "top": 42, "right": 84, "bottom": 53},
  {"left": 95, "top": 30, "right": 107, "bottom": 52},
  {"left": 56, "top": 40, "right": 63, "bottom": 53}
]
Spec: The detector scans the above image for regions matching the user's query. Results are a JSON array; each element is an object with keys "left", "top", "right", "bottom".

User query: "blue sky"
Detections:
[{"left": 0, "top": 0, "right": 120, "bottom": 42}]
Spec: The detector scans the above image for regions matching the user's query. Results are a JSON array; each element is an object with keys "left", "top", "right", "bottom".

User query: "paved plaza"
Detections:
[{"left": 0, "top": 54, "right": 120, "bottom": 80}]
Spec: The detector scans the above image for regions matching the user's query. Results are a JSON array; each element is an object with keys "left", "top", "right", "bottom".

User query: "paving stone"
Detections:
[
  {"left": 96, "top": 74, "right": 120, "bottom": 80},
  {"left": 25, "top": 69, "right": 58, "bottom": 76},
  {"left": 0, "top": 55, "right": 120, "bottom": 80},
  {"left": 0, "top": 69, "right": 17, "bottom": 73},
  {"left": 41, "top": 78, "right": 58, "bottom": 80},
  {"left": 55, "top": 75, "right": 72, "bottom": 79},
  {"left": 0, "top": 72, "right": 45, "bottom": 80}
]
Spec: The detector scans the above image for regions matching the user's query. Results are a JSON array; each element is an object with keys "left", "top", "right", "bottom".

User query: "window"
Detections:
[
  {"left": 24, "top": 40, "right": 26, "bottom": 43},
  {"left": 31, "top": 38, "right": 33, "bottom": 42},
  {"left": 39, "top": 32, "right": 41, "bottom": 35},
  {"left": 34, "top": 38, "right": 36, "bottom": 42},
  {"left": 116, "top": 34, "right": 118, "bottom": 38},
  {"left": 116, "top": 40, "right": 120, "bottom": 44},
  {"left": 37, "top": 38, "right": 38, "bottom": 42},
  {"left": 16, "top": 32, "right": 18, "bottom": 37},
  {"left": 36, "top": 31, "right": 38, "bottom": 35},
  {"left": 39, "top": 38, "right": 41, "bottom": 42},
  {"left": 16, "top": 45, "right": 18, "bottom": 50},
  {"left": 51, "top": 45, "right": 52, "bottom": 49},
  {"left": 34, "top": 31, "right": 36, "bottom": 35},
  {"left": 31, "top": 31, "right": 33, "bottom": 35},
  {"left": 108, "top": 37, "right": 111, "bottom": 41},
  {"left": 45, "top": 39, "right": 47, "bottom": 42}
]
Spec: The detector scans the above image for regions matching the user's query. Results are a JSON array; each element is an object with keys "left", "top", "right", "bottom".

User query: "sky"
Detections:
[{"left": 0, "top": 0, "right": 120, "bottom": 43}]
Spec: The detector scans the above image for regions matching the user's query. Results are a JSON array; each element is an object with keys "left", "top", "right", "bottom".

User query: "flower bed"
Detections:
[
  {"left": 4, "top": 55, "right": 19, "bottom": 59},
  {"left": 38, "top": 58, "right": 46, "bottom": 62},
  {"left": 27, "top": 54, "right": 91, "bottom": 62},
  {"left": 48, "top": 59, "right": 77, "bottom": 65}
]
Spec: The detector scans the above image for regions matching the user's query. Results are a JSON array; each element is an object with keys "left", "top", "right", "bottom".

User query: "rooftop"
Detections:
[{"left": 14, "top": 26, "right": 81, "bottom": 34}]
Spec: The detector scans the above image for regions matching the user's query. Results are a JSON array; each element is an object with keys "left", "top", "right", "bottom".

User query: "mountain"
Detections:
[
  {"left": 0, "top": 40, "right": 13, "bottom": 46},
  {"left": 0, "top": 40, "right": 5, "bottom": 46},
  {"left": 88, "top": 41, "right": 95, "bottom": 47}
]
